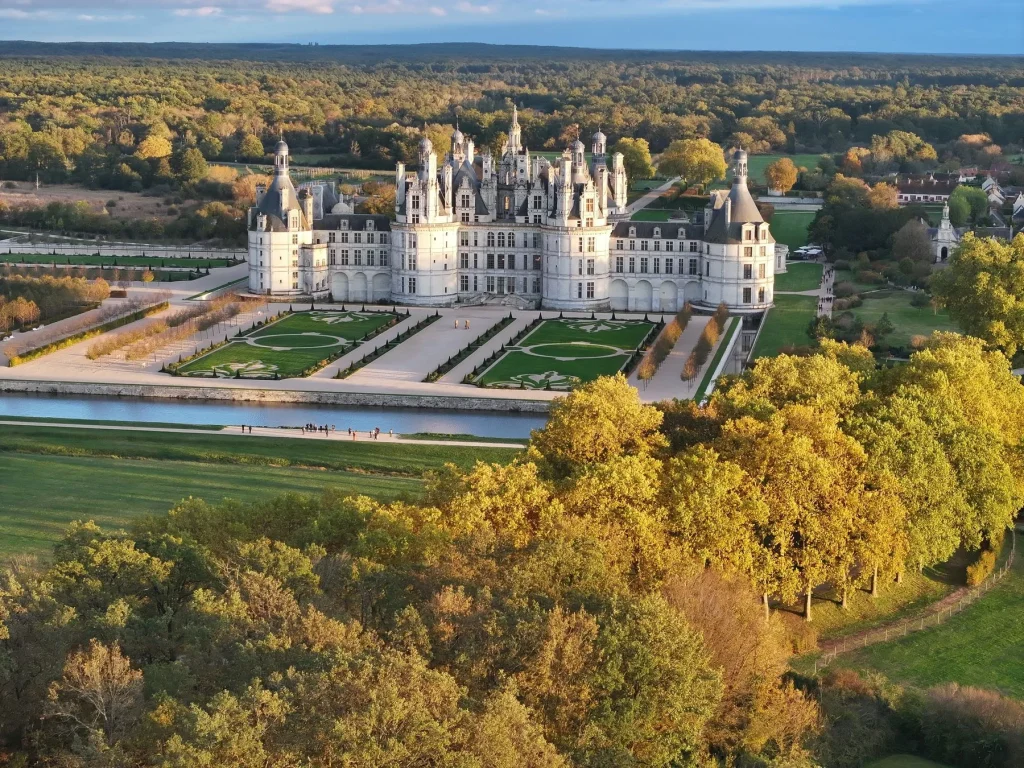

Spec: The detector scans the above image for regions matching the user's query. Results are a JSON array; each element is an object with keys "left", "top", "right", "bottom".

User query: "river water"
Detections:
[{"left": 0, "top": 392, "right": 547, "bottom": 438}]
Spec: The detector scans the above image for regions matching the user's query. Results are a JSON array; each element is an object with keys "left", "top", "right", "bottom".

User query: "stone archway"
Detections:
[
  {"left": 371, "top": 272, "right": 391, "bottom": 301},
  {"left": 683, "top": 281, "right": 701, "bottom": 303},
  {"left": 609, "top": 279, "right": 628, "bottom": 311},
  {"left": 659, "top": 281, "right": 679, "bottom": 313},
  {"left": 632, "top": 280, "right": 653, "bottom": 312},
  {"left": 941, "top": 246, "right": 949, "bottom": 261},
  {"left": 350, "top": 272, "right": 368, "bottom": 302},
  {"left": 331, "top": 272, "right": 349, "bottom": 302}
]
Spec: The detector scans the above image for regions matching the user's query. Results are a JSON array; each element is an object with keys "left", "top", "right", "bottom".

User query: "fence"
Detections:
[
  {"left": 813, "top": 532, "right": 1017, "bottom": 674},
  {"left": 1, "top": 242, "right": 245, "bottom": 260}
]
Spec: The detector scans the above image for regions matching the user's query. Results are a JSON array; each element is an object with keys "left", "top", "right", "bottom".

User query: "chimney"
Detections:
[
  {"left": 395, "top": 162, "right": 406, "bottom": 209},
  {"left": 280, "top": 187, "right": 289, "bottom": 214},
  {"left": 300, "top": 189, "right": 314, "bottom": 225},
  {"left": 724, "top": 197, "right": 732, "bottom": 228},
  {"left": 255, "top": 184, "right": 266, "bottom": 206},
  {"left": 466, "top": 139, "right": 474, "bottom": 164}
]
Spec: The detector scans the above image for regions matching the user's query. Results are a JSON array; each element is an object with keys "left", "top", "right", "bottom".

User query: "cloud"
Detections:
[
  {"left": 429, "top": 5, "right": 446, "bottom": 15},
  {"left": 264, "top": 0, "right": 335, "bottom": 12},
  {"left": 456, "top": 1, "right": 496, "bottom": 13},
  {"left": 173, "top": 6, "right": 223, "bottom": 16}
]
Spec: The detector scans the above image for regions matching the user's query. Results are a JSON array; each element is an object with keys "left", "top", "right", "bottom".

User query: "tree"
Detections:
[
  {"left": 931, "top": 234, "right": 1024, "bottom": 356},
  {"left": 199, "top": 135, "right": 223, "bottom": 159},
  {"left": 867, "top": 182, "right": 898, "bottom": 209},
  {"left": 891, "top": 219, "right": 932, "bottom": 264},
  {"left": 135, "top": 134, "right": 172, "bottom": 160},
  {"left": 872, "top": 311, "right": 895, "bottom": 344},
  {"left": 824, "top": 174, "right": 871, "bottom": 208},
  {"left": 764, "top": 157, "right": 798, "bottom": 194},
  {"left": 175, "top": 147, "right": 209, "bottom": 184},
  {"left": 611, "top": 137, "right": 654, "bottom": 183},
  {"left": 44, "top": 640, "right": 143, "bottom": 750},
  {"left": 949, "top": 185, "right": 989, "bottom": 222},
  {"left": 529, "top": 373, "right": 667, "bottom": 476},
  {"left": 141, "top": 269, "right": 155, "bottom": 284},
  {"left": 238, "top": 134, "right": 265, "bottom": 161},
  {"left": 947, "top": 193, "right": 971, "bottom": 226},
  {"left": 658, "top": 138, "right": 727, "bottom": 188}
]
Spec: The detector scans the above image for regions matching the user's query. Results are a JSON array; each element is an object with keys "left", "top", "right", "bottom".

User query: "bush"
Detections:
[
  {"left": 914, "top": 684, "right": 1024, "bottom": 768},
  {"left": 105, "top": 199, "right": 118, "bottom": 209},
  {"left": 834, "top": 281, "right": 857, "bottom": 298},
  {"left": 910, "top": 292, "right": 932, "bottom": 308},
  {"left": 856, "top": 269, "right": 884, "bottom": 285},
  {"left": 833, "top": 259, "right": 851, "bottom": 271}
]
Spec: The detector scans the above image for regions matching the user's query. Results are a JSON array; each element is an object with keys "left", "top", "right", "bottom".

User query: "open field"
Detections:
[
  {"left": 630, "top": 209, "right": 674, "bottom": 221},
  {"left": 770, "top": 211, "right": 815, "bottom": 249},
  {"left": 0, "top": 423, "right": 518, "bottom": 556},
  {"left": 478, "top": 317, "right": 653, "bottom": 389},
  {"left": 752, "top": 294, "right": 817, "bottom": 358},
  {"left": 0, "top": 183, "right": 178, "bottom": 219},
  {"left": 774, "top": 261, "right": 822, "bottom": 292},
  {"left": 834, "top": 268, "right": 884, "bottom": 294},
  {"left": 746, "top": 153, "right": 828, "bottom": 184},
  {"left": 0, "top": 253, "right": 239, "bottom": 268},
  {"left": 852, "top": 292, "right": 957, "bottom": 348},
  {"left": 840, "top": 536, "right": 1024, "bottom": 699},
  {"left": 176, "top": 310, "right": 398, "bottom": 378}
]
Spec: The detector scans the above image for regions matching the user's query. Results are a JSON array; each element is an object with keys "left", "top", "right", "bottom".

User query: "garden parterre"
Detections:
[
  {"left": 477, "top": 317, "right": 654, "bottom": 390},
  {"left": 174, "top": 309, "right": 398, "bottom": 378}
]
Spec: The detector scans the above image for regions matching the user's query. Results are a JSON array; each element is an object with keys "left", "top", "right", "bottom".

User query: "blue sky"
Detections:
[{"left": 0, "top": 0, "right": 1021, "bottom": 54}]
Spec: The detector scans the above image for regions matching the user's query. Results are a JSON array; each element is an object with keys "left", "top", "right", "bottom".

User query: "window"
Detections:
[
  {"left": 507, "top": 233, "right": 514, "bottom": 246},
  {"left": 705, "top": 262, "right": 710, "bottom": 276},
  {"left": 688, "top": 258, "right": 697, "bottom": 276},
  {"left": 579, "top": 237, "right": 584, "bottom": 253},
  {"left": 340, "top": 250, "right": 349, "bottom": 266},
  {"left": 340, "top": 232, "right": 349, "bottom": 244},
  {"left": 460, "top": 275, "right": 469, "bottom": 291},
  {"left": 758, "top": 287, "right": 765, "bottom": 303},
  {"left": 534, "top": 215, "right": 542, "bottom": 224},
  {"left": 640, "top": 257, "right": 649, "bottom": 273},
  {"left": 487, "top": 232, "right": 495, "bottom": 247},
  {"left": 532, "top": 278, "right": 541, "bottom": 293},
  {"left": 665, "top": 258, "right": 673, "bottom": 274},
  {"left": 498, "top": 254, "right": 505, "bottom": 269},
  {"left": 585, "top": 198, "right": 594, "bottom": 213},
  {"left": 474, "top": 276, "right": 478, "bottom": 291},
  {"left": 743, "top": 287, "right": 751, "bottom": 303},
  {"left": 629, "top": 256, "right": 636, "bottom": 272},
  {"left": 497, "top": 232, "right": 506, "bottom": 248},
  {"left": 329, "top": 250, "right": 336, "bottom": 266},
  {"left": 460, "top": 194, "right": 470, "bottom": 209},
  {"left": 474, "top": 254, "right": 479, "bottom": 269},
  {"left": 578, "top": 259, "right": 583, "bottom": 276},
  {"left": 292, "top": 234, "right": 298, "bottom": 245},
  {"left": 577, "top": 282, "right": 583, "bottom": 299},
  {"left": 354, "top": 233, "right": 362, "bottom": 244},
  {"left": 411, "top": 195, "right": 420, "bottom": 209},
  {"left": 411, "top": 214, "right": 420, "bottom": 224},
  {"left": 744, "top": 246, "right": 753, "bottom": 258},
  {"left": 759, "top": 263, "right": 766, "bottom": 279},
  {"left": 461, "top": 213, "right": 470, "bottom": 223},
  {"left": 460, "top": 253, "right": 469, "bottom": 269},
  {"left": 380, "top": 233, "right": 388, "bottom": 244},
  {"left": 744, "top": 229, "right": 752, "bottom": 241},
  {"left": 532, "top": 254, "right": 541, "bottom": 271},
  {"left": 533, "top": 195, "right": 542, "bottom": 208},
  {"left": 743, "top": 264, "right": 752, "bottom": 280},
  {"left": 666, "top": 241, "right": 674, "bottom": 252},
  {"left": 586, "top": 281, "right": 595, "bottom": 299},
  {"left": 367, "top": 251, "right": 375, "bottom": 267},
  {"left": 460, "top": 231, "right": 469, "bottom": 246},
  {"left": 367, "top": 233, "right": 375, "bottom": 244},
  {"left": 380, "top": 251, "right": 389, "bottom": 267},
  {"left": 587, "top": 236, "right": 595, "bottom": 253},
  {"left": 616, "top": 240, "right": 624, "bottom": 250},
  {"left": 629, "top": 240, "right": 635, "bottom": 250},
  {"left": 328, "top": 232, "right": 336, "bottom": 243},
  {"left": 615, "top": 256, "right": 624, "bottom": 273},
  {"left": 653, "top": 258, "right": 660, "bottom": 274},
  {"left": 354, "top": 250, "right": 362, "bottom": 266},
  {"left": 641, "top": 240, "right": 649, "bottom": 251},
  {"left": 654, "top": 240, "right": 661, "bottom": 251},
  {"left": 486, "top": 276, "right": 495, "bottom": 292},
  {"left": 409, "top": 277, "right": 417, "bottom": 294},
  {"left": 533, "top": 233, "right": 540, "bottom": 248},
  {"left": 487, "top": 254, "right": 495, "bottom": 269},
  {"left": 587, "top": 258, "right": 595, "bottom": 275},
  {"left": 689, "top": 241, "right": 698, "bottom": 252}
]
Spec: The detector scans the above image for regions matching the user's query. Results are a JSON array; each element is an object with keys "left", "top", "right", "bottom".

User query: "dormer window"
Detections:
[
  {"left": 653, "top": 227, "right": 661, "bottom": 238},
  {"left": 367, "top": 220, "right": 375, "bottom": 231},
  {"left": 629, "top": 226, "right": 636, "bottom": 237},
  {"left": 744, "top": 228, "right": 752, "bottom": 241}
]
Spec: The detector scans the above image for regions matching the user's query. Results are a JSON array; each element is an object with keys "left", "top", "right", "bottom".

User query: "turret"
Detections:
[
  {"left": 731, "top": 149, "right": 748, "bottom": 186},
  {"left": 508, "top": 104, "right": 522, "bottom": 155},
  {"left": 273, "top": 140, "right": 289, "bottom": 177},
  {"left": 592, "top": 129, "right": 607, "bottom": 159}
]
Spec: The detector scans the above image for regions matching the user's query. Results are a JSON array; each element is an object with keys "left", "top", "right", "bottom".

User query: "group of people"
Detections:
[
  {"left": 346, "top": 426, "right": 392, "bottom": 440},
  {"left": 453, "top": 319, "right": 471, "bottom": 330},
  {"left": 240, "top": 423, "right": 396, "bottom": 440},
  {"left": 818, "top": 267, "right": 834, "bottom": 316},
  {"left": 301, "top": 423, "right": 334, "bottom": 435}
]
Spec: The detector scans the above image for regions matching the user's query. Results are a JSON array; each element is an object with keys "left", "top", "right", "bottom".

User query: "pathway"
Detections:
[
  {"left": 774, "top": 260, "right": 834, "bottom": 318},
  {"left": 623, "top": 177, "right": 680, "bottom": 216},
  {"left": 440, "top": 315, "right": 532, "bottom": 383},
  {"left": 0, "top": 419, "right": 525, "bottom": 450},
  {"left": 630, "top": 315, "right": 710, "bottom": 401}
]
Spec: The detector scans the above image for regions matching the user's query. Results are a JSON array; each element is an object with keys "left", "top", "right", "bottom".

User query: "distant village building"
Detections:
[
  {"left": 896, "top": 174, "right": 960, "bottom": 204},
  {"left": 927, "top": 202, "right": 965, "bottom": 263},
  {"left": 247, "top": 116, "right": 777, "bottom": 314}
]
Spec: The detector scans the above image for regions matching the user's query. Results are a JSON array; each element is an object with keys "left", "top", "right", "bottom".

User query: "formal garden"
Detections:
[
  {"left": 474, "top": 317, "right": 655, "bottom": 390},
  {"left": 172, "top": 309, "right": 399, "bottom": 378}
]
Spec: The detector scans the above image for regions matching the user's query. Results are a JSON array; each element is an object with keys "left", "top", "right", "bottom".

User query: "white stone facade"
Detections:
[{"left": 248, "top": 119, "right": 775, "bottom": 315}]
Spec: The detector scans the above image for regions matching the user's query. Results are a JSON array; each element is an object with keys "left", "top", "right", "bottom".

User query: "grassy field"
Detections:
[
  {"left": 774, "top": 262, "right": 822, "bottom": 292},
  {"left": 867, "top": 756, "right": 951, "bottom": 768},
  {"left": 478, "top": 318, "right": 653, "bottom": 389},
  {"left": 630, "top": 209, "right": 674, "bottom": 222},
  {"left": 853, "top": 292, "right": 957, "bottom": 349},
  {"left": 0, "top": 253, "right": 238, "bottom": 268},
  {"left": 752, "top": 294, "right": 817, "bottom": 358},
  {"left": 0, "top": 424, "right": 519, "bottom": 556},
  {"left": 770, "top": 211, "right": 816, "bottom": 249},
  {"left": 841, "top": 535, "right": 1024, "bottom": 699},
  {"left": 746, "top": 153, "right": 828, "bottom": 184},
  {"left": 834, "top": 268, "right": 885, "bottom": 294},
  {"left": 177, "top": 310, "right": 398, "bottom": 378}
]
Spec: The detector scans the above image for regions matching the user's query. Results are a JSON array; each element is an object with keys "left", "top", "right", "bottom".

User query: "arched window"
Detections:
[
  {"left": 497, "top": 232, "right": 505, "bottom": 248},
  {"left": 487, "top": 232, "right": 495, "bottom": 247}
]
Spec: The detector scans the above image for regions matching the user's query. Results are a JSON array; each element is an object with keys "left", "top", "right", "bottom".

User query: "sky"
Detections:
[{"left": 0, "top": 0, "right": 1021, "bottom": 55}]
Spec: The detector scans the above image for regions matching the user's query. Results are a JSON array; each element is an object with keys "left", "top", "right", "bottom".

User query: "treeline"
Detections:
[
  {"left": 0, "top": 273, "right": 109, "bottom": 321},
  {"left": 0, "top": 49, "right": 1021, "bottom": 190},
  {"left": 0, "top": 332, "right": 1020, "bottom": 766}
]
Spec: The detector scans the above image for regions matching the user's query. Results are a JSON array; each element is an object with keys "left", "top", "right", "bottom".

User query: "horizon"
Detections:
[{"left": 0, "top": 0, "right": 1021, "bottom": 56}]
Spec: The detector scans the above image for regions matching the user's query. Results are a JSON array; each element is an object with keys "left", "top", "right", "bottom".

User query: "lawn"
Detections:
[
  {"left": 852, "top": 292, "right": 957, "bottom": 349},
  {"left": 630, "top": 209, "right": 674, "bottom": 222},
  {"left": 477, "top": 318, "right": 653, "bottom": 389},
  {"left": 770, "top": 211, "right": 816, "bottom": 249},
  {"left": 746, "top": 153, "right": 828, "bottom": 185},
  {"left": 0, "top": 453, "right": 420, "bottom": 557},
  {"left": 0, "top": 424, "right": 519, "bottom": 556},
  {"left": 176, "top": 310, "right": 398, "bottom": 378},
  {"left": 841, "top": 535, "right": 1024, "bottom": 699},
  {"left": 752, "top": 294, "right": 817, "bottom": 358},
  {"left": 774, "top": 262, "right": 822, "bottom": 292},
  {"left": 0, "top": 253, "right": 239, "bottom": 268},
  {"left": 834, "top": 268, "right": 885, "bottom": 294}
]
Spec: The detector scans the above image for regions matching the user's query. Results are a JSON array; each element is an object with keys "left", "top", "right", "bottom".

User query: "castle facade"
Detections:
[{"left": 247, "top": 112, "right": 778, "bottom": 314}]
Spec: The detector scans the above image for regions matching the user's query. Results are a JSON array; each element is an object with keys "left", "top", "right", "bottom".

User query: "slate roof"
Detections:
[
  {"left": 897, "top": 178, "right": 959, "bottom": 195},
  {"left": 315, "top": 213, "right": 392, "bottom": 232},
  {"left": 252, "top": 172, "right": 307, "bottom": 232},
  {"left": 611, "top": 221, "right": 703, "bottom": 239},
  {"left": 703, "top": 183, "right": 769, "bottom": 245}
]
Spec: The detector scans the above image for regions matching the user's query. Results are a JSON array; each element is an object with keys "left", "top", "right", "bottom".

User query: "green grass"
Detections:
[
  {"left": 630, "top": 209, "right": 674, "bottom": 222},
  {"left": 402, "top": 432, "right": 529, "bottom": 445},
  {"left": 867, "top": 756, "right": 951, "bottom": 768},
  {"left": 746, "top": 153, "right": 828, "bottom": 185},
  {"left": 752, "top": 294, "right": 818, "bottom": 358},
  {"left": 0, "top": 424, "right": 519, "bottom": 556},
  {"left": 852, "top": 293, "right": 957, "bottom": 349},
  {"left": 840, "top": 536, "right": 1024, "bottom": 699},
  {"left": 0, "top": 453, "right": 420, "bottom": 557},
  {"left": 478, "top": 318, "right": 653, "bottom": 389},
  {"left": 834, "top": 268, "right": 885, "bottom": 294},
  {"left": 773, "top": 262, "right": 822, "bottom": 292},
  {"left": 770, "top": 211, "right": 816, "bottom": 249},
  {"left": 0, "top": 253, "right": 238, "bottom": 268},
  {"left": 176, "top": 310, "right": 397, "bottom": 378},
  {"left": 0, "top": 415, "right": 224, "bottom": 430}
]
